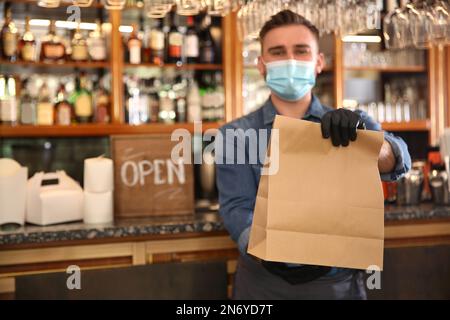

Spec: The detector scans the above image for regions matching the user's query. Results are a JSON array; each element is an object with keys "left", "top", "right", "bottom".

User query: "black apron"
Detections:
[{"left": 233, "top": 254, "right": 367, "bottom": 300}]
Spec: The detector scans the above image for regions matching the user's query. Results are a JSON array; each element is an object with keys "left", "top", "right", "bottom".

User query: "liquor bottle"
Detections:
[
  {"left": 93, "top": 81, "right": 110, "bottom": 123},
  {"left": 71, "top": 22, "right": 89, "bottom": 62},
  {"left": 158, "top": 81, "right": 176, "bottom": 124},
  {"left": 151, "top": 19, "right": 165, "bottom": 65},
  {"left": 147, "top": 77, "right": 160, "bottom": 123},
  {"left": 199, "top": 72, "right": 215, "bottom": 122},
  {"left": 184, "top": 16, "right": 199, "bottom": 64},
  {"left": 0, "top": 76, "right": 18, "bottom": 125},
  {"left": 19, "top": 16, "right": 36, "bottom": 62},
  {"left": 125, "top": 76, "right": 148, "bottom": 125},
  {"left": 142, "top": 25, "right": 152, "bottom": 63},
  {"left": 212, "top": 72, "right": 225, "bottom": 121},
  {"left": 1, "top": 5, "right": 18, "bottom": 62},
  {"left": 63, "top": 29, "right": 72, "bottom": 59},
  {"left": 0, "top": 76, "right": 5, "bottom": 123},
  {"left": 127, "top": 24, "right": 142, "bottom": 64},
  {"left": 199, "top": 15, "right": 215, "bottom": 64},
  {"left": 70, "top": 73, "right": 93, "bottom": 123},
  {"left": 167, "top": 12, "right": 183, "bottom": 64},
  {"left": 162, "top": 16, "right": 171, "bottom": 63},
  {"left": 40, "top": 20, "right": 66, "bottom": 63},
  {"left": 54, "top": 83, "right": 73, "bottom": 125},
  {"left": 36, "top": 83, "right": 54, "bottom": 125},
  {"left": 87, "top": 19, "right": 107, "bottom": 62},
  {"left": 19, "top": 79, "right": 36, "bottom": 125},
  {"left": 173, "top": 75, "right": 187, "bottom": 122},
  {"left": 187, "top": 77, "right": 201, "bottom": 122}
]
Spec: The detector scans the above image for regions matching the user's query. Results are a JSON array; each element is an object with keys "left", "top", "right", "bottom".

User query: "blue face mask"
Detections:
[{"left": 263, "top": 59, "right": 316, "bottom": 101}]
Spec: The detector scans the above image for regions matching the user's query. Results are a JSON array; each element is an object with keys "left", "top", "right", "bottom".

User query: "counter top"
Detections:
[
  {"left": 1, "top": 204, "right": 450, "bottom": 248},
  {"left": 384, "top": 204, "right": 450, "bottom": 222},
  {"left": 0, "top": 211, "right": 224, "bottom": 247}
]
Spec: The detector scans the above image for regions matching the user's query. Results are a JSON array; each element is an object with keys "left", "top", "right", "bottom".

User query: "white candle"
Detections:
[
  {"left": 84, "top": 156, "right": 114, "bottom": 193},
  {"left": 83, "top": 190, "right": 113, "bottom": 224}
]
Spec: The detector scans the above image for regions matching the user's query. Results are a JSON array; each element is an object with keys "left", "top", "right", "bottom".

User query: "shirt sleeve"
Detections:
[
  {"left": 354, "top": 109, "right": 412, "bottom": 182},
  {"left": 215, "top": 126, "right": 257, "bottom": 254}
]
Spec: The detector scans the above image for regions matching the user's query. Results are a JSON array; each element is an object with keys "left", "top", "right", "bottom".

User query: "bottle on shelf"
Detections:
[
  {"left": 125, "top": 76, "right": 149, "bottom": 125},
  {"left": 19, "top": 78, "right": 37, "bottom": 125},
  {"left": 199, "top": 15, "right": 215, "bottom": 64},
  {"left": 212, "top": 71, "right": 225, "bottom": 121},
  {"left": 70, "top": 73, "right": 93, "bottom": 123},
  {"left": 87, "top": 19, "right": 107, "bottom": 62},
  {"left": 150, "top": 19, "right": 165, "bottom": 65},
  {"left": 40, "top": 20, "right": 66, "bottom": 63},
  {"left": 173, "top": 75, "right": 187, "bottom": 122},
  {"left": 127, "top": 23, "right": 142, "bottom": 64},
  {"left": 199, "top": 72, "right": 214, "bottom": 122},
  {"left": 0, "top": 76, "right": 18, "bottom": 125},
  {"left": 36, "top": 83, "right": 54, "bottom": 125},
  {"left": 142, "top": 25, "right": 152, "bottom": 63},
  {"left": 0, "top": 76, "right": 5, "bottom": 122},
  {"left": 158, "top": 79, "right": 176, "bottom": 124},
  {"left": 167, "top": 11, "right": 183, "bottom": 64},
  {"left": 93, "top": 81, "right": 110, "bottom": 123},
  {"left": 63, "top": 28, "right": 72, "bottom": 59},
  {"left": 1, "top": 4, "right": 18, "bottom": 62},
  {"left": 71, "top": 22, "right": 89, "bottom": 62},
  {"left": 184, "top": 16, "right": 199, "bottom": 64},
  {"left": 148, "top": 77, "right": 161, "bottom": 123},
  {"left": 54, "top": 83, "right": 73, "bottom": 125},
  {"left": 187, "top": 76, "right": 202, "bottom": 123},
  {"left": 19, "top": 16, "right": 36, "bottom": 62}
]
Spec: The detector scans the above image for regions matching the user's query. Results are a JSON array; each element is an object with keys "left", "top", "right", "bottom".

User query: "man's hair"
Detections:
[{"left": 259, "top": 10, "right": 320, "bottom": 49}]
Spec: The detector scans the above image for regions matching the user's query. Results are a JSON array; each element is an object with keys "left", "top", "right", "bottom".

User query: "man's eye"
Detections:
[
  {"left": 295, "top": 50, "right": 309, "bottom": 55},
  {"left": 272, "top": 51, "right": 284, "bottom": 56}
]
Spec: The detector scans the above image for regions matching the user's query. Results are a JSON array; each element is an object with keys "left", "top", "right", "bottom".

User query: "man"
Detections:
[{"left": 215, "top": 10, "right": 411, "bottom": 300}]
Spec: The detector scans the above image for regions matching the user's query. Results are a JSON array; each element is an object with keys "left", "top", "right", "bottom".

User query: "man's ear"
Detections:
[
  {"left": 257, "top": 56, "right": 266, "bottom": 78},
  {"left": 316, "top": 52, "right": 325, "bottom": 75}
]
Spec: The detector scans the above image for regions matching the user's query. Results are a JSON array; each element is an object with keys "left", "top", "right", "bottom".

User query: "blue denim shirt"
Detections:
[{"left": 215, "top": 95, "right": 411, "bottom": 273}]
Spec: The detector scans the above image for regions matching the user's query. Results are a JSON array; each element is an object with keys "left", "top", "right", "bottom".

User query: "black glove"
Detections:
[
  {"left": 261, "top": 261, "right": 331, "bottom": 285},
  {"left": 321, "top": 108, "right": 366, "bottom": 147}
]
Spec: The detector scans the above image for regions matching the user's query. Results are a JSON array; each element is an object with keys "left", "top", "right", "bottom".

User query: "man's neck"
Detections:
[{"left": 270, "top": 92, "right": 312, "bottom": 119}]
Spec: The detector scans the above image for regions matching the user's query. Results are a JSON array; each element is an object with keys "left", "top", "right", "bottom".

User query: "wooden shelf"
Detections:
[
  {"left": 0, "top": 60, "right": 110, "bottom": 69},
  {"left": 3, "top": 0, "right": 104, "bottom": 8},
  {"left": 0, "top": 122, "right": 223, "bottom": 137},
  {"left": 381, "top": 120, "right": 430, "bottom": 132},
  {"left": 345, "top": 65, "right": 427, "bottom": 73},
  {"left": 124, "top": 63, "right": 223, "bottom": 71}
]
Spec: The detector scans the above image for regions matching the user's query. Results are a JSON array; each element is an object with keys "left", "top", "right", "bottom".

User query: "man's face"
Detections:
[{"left": 257, "top": 24, "right": 325, "bottom": 78}]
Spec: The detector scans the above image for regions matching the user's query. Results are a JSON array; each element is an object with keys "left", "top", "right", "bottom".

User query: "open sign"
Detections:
[{"left": 111, "top": 134, "right": 194, "bottom": 218}]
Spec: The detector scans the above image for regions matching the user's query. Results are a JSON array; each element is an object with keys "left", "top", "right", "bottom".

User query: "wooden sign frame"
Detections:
[{"left": 110, "top": 134, "right": 195, "bottom": 218}]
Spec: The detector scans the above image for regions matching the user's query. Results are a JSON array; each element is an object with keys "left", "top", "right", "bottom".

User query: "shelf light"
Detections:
[
  {"left": 29, "top": 19, "right": 51, "bottom": 27},
  {"left": 119, "top": 25, "right": 133, "bottom": 33},
  {"left": 29, "top": 19, "right": 97, "bottom": 30},
  {"left": 342, "top": 35, "right": 382, "bottom": 43},
  {"left": 56, "top": 21, "right": 97, "bottom": 30}
]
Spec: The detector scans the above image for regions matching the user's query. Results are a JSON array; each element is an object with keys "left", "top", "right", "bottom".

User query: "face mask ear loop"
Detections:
[{"left": 260, "top": 58, "right": 268, "bottom": 79}]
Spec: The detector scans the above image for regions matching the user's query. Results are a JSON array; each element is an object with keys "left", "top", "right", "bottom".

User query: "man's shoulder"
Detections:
[{"left": 219, "top": 107, "right": 265, "bottom": 132}]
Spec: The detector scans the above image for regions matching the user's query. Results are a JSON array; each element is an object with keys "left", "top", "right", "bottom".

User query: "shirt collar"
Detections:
[{"left": 262, "top": 94, "right": 327, "bottom": 126}]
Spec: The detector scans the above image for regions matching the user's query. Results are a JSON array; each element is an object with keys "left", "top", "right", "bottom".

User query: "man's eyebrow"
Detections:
[
  {"left": 294, "top": 44, "right": 311, "bottom": 49},
  {"left": 267, "top": 45, "right": 286, "bottom": 52}
]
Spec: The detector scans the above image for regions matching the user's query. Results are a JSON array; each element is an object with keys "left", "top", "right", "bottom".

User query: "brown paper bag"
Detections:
[{"left": 247, "top": 115, "right": 385, "bottom": 270}]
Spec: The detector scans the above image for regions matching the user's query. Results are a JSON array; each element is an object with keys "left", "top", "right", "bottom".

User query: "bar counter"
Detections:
[
  {"left": 1, "top": 204, "right": 450, "bottom": 248},
  {"left": 1, "top": 204, "right": 450, "bottom": 299}
]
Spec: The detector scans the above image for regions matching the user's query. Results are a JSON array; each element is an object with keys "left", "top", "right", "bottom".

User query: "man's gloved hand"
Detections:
[{"left": 321, "top": 108, "right": 366, "bottom": 147}]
